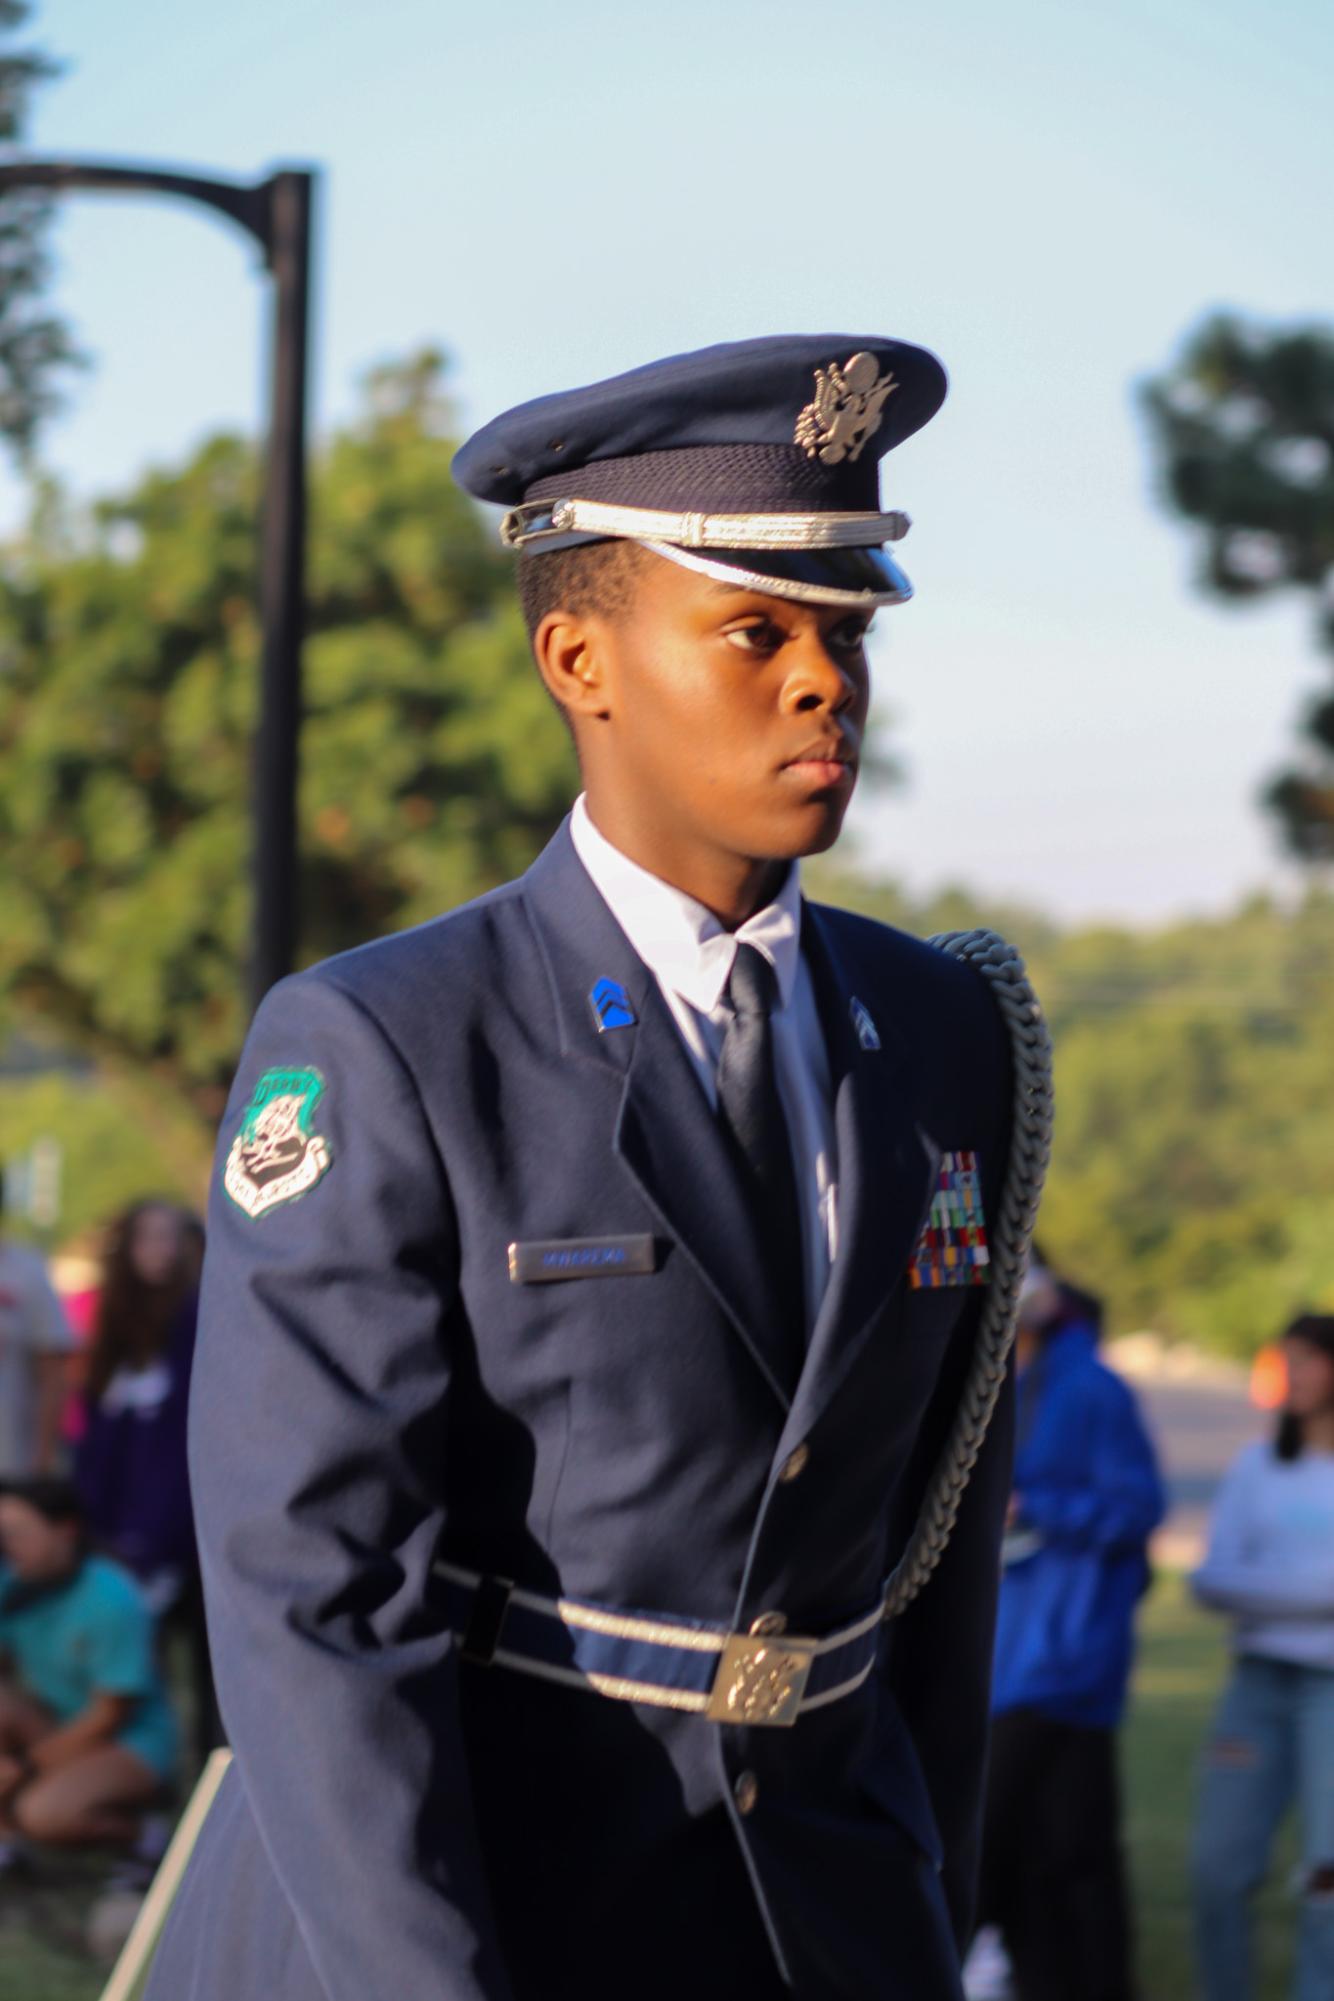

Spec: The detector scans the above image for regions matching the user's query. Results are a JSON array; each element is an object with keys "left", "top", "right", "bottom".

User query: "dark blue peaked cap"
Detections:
[{"left": 453, "top": 333, "right": 947, "bottom": 608}]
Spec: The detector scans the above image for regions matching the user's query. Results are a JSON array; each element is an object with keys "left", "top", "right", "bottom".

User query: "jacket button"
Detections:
[
  {"left": 749, "top": 1611, "right": 787, "bottom": 1637},
  {"left": 734, "top": 1771, "right": 759, "bottom": 1816},
  {"left": 779, "top": 1443, "right": 810, "bottom": 1483}
]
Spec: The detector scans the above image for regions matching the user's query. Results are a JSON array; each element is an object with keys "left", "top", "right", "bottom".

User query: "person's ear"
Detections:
[{"left": 532, "top": 610, "right": 612, "bottom": 724}]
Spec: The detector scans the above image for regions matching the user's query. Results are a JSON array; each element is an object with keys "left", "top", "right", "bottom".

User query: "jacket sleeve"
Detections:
[
  {"left": 1191, "top": 1445, "right": 1334, "bottom": 1620},
  {"left": 191, "top": 971, "right": 512, "bottom": 2001},
  {"left": 1016, "top": 1374, "right": 1166, "bottom": 1554},
  {"left": 1192, "top": 1561, "right": 1334, "bottom": 1620},
  {"left": 20, "top": 1250, "right": 77, "bottom": 1352},
  {"left": 883, "top": 1302, "right": 1016, "bottom": 1948}
]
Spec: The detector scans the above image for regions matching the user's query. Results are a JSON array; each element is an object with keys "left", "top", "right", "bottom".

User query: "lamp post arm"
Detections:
[
  {"left": 0, "top": 155, "right": 317, "bottom": 1008},
  {"left": 0, "top": 158, "right": 279, "bottom": 257}
]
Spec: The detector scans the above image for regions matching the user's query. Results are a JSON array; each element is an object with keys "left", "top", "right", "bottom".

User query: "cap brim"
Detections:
[{"left": 644, "top": 540, "right": 912, "bottom": 608}]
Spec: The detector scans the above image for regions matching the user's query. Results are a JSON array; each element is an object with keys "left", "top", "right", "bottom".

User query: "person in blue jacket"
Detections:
[
  {"left": 973, "top": 1266, "right": 1164, "bottom": 2001},
  {"left": 146, "top": 336, "right": 1045, "bottom": 2001}
]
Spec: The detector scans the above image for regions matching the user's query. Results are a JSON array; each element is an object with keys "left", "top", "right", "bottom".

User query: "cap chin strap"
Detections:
[
  {"left": 643, "top": 542, "right": 912, "bottom": 609},
  {"left": 499, "top": 495, "right": 910, "bottom": 552}
]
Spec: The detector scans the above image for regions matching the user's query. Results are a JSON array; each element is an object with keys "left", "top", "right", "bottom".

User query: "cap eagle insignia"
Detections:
[{"left": 794, "top": 352, "right": 899, "bottom": 465}]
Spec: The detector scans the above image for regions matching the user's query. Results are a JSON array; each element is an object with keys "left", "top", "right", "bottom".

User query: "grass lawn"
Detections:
[
  {"left": 0, "top": 1574, "right": 1303, "bottom": 2001},
  {"left": 0, "top": 1846, "right": 122, "bottom": 2001}
]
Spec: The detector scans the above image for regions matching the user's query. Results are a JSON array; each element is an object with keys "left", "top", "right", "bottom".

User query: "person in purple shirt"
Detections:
[
  {"left": 75, "top": 1200, "right": 217, "bottom": 1762},
  {"left": 75, "top": 1201, "right": 200, "bottom": 1608}
]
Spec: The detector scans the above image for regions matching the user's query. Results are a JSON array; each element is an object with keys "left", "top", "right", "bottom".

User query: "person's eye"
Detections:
[
  {"left": 724, "top": 620, "right": 784, "bottom": 655},
  {"left": 831, "top": 618, "right": 874, "bottom": 653}
]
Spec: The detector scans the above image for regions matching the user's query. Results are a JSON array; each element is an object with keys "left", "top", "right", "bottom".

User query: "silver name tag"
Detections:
[{"left": 508, "top": 1234, "right": 657, "bottom": 1283}]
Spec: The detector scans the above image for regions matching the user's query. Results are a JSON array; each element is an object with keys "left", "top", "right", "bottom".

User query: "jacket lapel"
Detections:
[
  {"left": 782, "top": 902, "right": 941, "bottom": 1442},
  {"left": 521, "top": 823, "right": 793, "bottom": 1408}
]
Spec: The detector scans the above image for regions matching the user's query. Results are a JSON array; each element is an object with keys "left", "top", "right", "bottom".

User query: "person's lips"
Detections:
[{"left": 781, "top": 739, "right": 858, "bottom": 788}]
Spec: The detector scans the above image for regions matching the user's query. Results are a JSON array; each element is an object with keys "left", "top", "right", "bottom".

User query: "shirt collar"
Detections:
[{"left": 570, "top": 795, "right": 802, "bottom": 1016}]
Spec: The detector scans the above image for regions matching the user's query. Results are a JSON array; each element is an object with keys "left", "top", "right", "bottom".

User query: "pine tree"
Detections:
[{"left": 1143, "top": 314, "right": 1334, "bottom": 861}]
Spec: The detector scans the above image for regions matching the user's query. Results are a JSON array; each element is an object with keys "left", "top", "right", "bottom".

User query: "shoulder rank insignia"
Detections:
[
  {"left": 795, "top": 352, "right": 899, "bottom": 466},
  {"left": 909, "top": 1150, "right": 990, "bottom": 1289},
  {"left": 589, "top": 976, "right": 636, "bottom": 1032},
  {"left": 223, "top": 1067, "right": 333, "bottom": 1219}
]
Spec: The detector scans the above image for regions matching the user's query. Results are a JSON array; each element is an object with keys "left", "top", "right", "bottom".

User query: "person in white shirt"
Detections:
[
  {"left": 1190, "top": 1311, "right": 1334, "bottom": 2001},
  {"left": 0, "top": 1176, "right": 76, "bottom": 1480}
]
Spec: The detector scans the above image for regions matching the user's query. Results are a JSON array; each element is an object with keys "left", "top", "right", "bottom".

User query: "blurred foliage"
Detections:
[
  {"left": 10, "top": 863, "right": 1332, "bottom": 1357},
  {"left": 0, "top": 0, "right": 82, "bottom": 457},
  {"left": 0, "top": 350, "right": 577, "bottom": 1120},
  {"left": 0, "top": 1059, "right": 211, "bottom": 1249},
  {"left": 815, "top": 866, "right": 1334, "bottom": 1357},
  {"left": 1142, "top": 314, "right": 1334, "bottom": 861}
]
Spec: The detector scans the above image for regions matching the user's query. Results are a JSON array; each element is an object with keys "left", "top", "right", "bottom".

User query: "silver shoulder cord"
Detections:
[{"left": 882, "top": 929, "right": 1055, "bottom": 1621}]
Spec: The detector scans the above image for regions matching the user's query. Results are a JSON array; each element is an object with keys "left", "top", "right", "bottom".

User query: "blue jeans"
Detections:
[{"left": 1191, "top": 1654, "right": 1334, "bottom": 2001}]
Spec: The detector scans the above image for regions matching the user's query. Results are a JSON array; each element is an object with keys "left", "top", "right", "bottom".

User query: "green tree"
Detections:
[
  {"left": 817, "top": 866, "right": 1334, "bottom": 1355},
  {"left": 1142, "top": 315, "right": 1334, "bottom": 860},
  {"left": 0, "top": 0, "right": 81, "bottom": 457},
  {"left": 0, "top": 351, "right": 577, "bottom": 1121}
]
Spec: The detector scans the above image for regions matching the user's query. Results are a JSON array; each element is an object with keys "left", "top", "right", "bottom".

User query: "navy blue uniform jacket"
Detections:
[{"left": 150, "top": 822, "right": 1015, "bottom": 2001}]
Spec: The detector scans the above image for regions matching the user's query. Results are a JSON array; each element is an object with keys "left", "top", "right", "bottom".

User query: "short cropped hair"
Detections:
[
  {"left": 1056, "top": 1280, "right": 1103, "bottom": 1335},
  {"left": 0, "top": 1476, "right": 83, "bottom": 1523},
  {"left": 516, "top": 539, "right": 647, "bottom": 642}
]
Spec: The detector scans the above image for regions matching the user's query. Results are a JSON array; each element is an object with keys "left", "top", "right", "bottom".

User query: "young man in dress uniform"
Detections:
[{"left": 147, "top": 335, "right": 1030, "bottom": 2001}]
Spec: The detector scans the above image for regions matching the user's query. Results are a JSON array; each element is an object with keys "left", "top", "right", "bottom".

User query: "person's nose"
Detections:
[{"left": 784, "top": 630, "right": 864, "bottom": 717}]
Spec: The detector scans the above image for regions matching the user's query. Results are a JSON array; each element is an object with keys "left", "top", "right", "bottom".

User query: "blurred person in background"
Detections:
[
  {"left": 75, "top": 1200, "right": 201, "bottom": 1612},
  {"left": 1190, "top": 1311, "right": 1334, "bottom": 2001},
  {"left": 0, "top": 1169, "right": 77, "bottom": 1479},
  {"left": 75, "top": 1200, "right": 216, "bottom": 1763},
  {"left": 0, "top": 1477, "right": 178, "bottom": 1874},
  {"left": 970, "top": 1265, "right": 1165, "bottom": 2001}
]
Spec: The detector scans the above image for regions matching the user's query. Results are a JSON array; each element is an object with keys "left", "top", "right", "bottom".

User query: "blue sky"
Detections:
[{"left": 10, "top": 0, "right": 1334, "bottom": 921}]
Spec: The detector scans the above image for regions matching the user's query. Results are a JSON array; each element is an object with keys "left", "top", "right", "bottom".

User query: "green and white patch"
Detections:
[{"left": 224, "top": 1066, "right": 333, "bottom": 1218}]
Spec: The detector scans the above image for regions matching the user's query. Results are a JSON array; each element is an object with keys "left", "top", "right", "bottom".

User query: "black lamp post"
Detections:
[{"left": 0, "top": 159, "right": 316, "bottom": 1014}]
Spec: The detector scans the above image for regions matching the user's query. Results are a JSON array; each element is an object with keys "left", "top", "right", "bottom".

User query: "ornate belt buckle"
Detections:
[{"left": 705, "top": 1633, "right": 816, "bottom": 1728}]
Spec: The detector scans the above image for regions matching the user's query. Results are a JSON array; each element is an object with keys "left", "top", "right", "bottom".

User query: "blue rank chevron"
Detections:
[
  {"left": 589, "top": 977, "right": 636, "bottom": 1032},
  {"left": 849, "top": 996, "right": 881, "bottom": 1051}
]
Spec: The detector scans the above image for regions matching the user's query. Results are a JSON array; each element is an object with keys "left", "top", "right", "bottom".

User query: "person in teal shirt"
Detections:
[{"left": 0, "top": 1477, "right": 178, "bottom": 1859}]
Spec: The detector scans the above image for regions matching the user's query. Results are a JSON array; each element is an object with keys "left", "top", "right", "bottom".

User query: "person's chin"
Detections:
[
  {"left": 773, "top": 793, "right": 854, "bottom": 858},
  {"left": 799, "top": 815, "right": 849, "bottom": 857}
]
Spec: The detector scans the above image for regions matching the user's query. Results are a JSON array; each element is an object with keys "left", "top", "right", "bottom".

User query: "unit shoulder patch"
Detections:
[
  {"left": 223, "top": 1066, "right": 333, "bottom": 1219},
  {"left": 908, "top": 1149, "right": 990, "bottom": 1290}
]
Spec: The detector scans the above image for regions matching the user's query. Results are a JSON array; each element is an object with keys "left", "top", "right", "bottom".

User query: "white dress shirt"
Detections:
[{"left": 570, "top": 796, "right": 838, "bottom": 1329}]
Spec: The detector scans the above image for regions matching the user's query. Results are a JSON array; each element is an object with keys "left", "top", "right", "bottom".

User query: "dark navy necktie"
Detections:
[{"left": 717, "top": 943, "right": 807, "bottom": 1387}]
